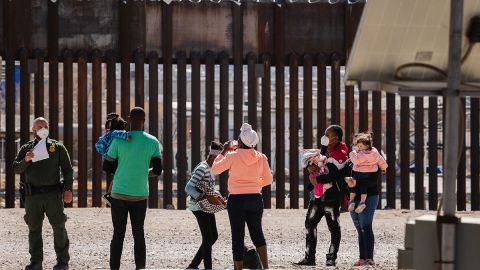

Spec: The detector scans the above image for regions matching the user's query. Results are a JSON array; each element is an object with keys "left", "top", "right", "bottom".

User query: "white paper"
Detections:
[{"left": 32, "top": 139, "right": 49, "bottom": 163}]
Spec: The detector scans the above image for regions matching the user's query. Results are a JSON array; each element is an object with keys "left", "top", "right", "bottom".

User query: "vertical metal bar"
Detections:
[
  {"left": 386, "top": 93, "right": 396, "bottom": 209},
  {"left": 247, "top": 52, "right": 258, "bottom": 130},
  {"left": 176, "top": 51, "right": 187, "bottom": 210},
  {"left": 91, "top": 50, "right": 103, "bottom": 208},
  {"left": 219, "top": 52, "right": 230, "bottom": 197},
  {"left": 34, "top": 49, "right": 45, "bottom": 118},
  {"left": 232, "top": 4, "right": 244, "bottom": 138},
  {"left": 77, "top": 50, "right": 88, "bottom": 208},
  {"left": 205, "top": 51, "right": 216, "bottom": 153},
  {"left": 274, "top": 6, "right": 285, "bottom": 209},
  {"left": 134, "top": 49, "right": 145, "bottom": 108},
  {"left": 359, "top": 91, "right": 369, "bottom": 132},
  {"left": 330, "top": 53, "right": 341, "bottom": 125},
  {"left": 289, "top": 53, "right": 299, "bottom": 209},
  {"left": 261, "top": 54, "right": 272, "bottom": 208},
  {"left": 372, "top": 91, "right": 382, "bottom": 209},
  {"left": 471, "top": 97, "right": 480, "bottom": 211},
  {"left": 191, "top": 52, "right": 201, "bottom": 168},
  {"left": 457, "top": 98, "right": 466, "bottom": 211},
  {"left": 414, "top": 97, "right": 425, "bottom": 209},
  {"left": 148, "top": 51, "right": 159, "bottom": 208},
  {"left": 428, "top": 97, "right": 438, "bottom": 210},
  {"left": 62, "top": 50, "right": 74, "bottom": 159},
  {"left": 303, "top": 54, "right": 313, "bottom": 208},
  {"left": 345, "top": 85, "right": 355, "bottom": 147},
  {"left": 19, "top": 48, "right": 30, "bottom": 208},
  {"left": 48, "top": 0, "right": 59, "bottom": 140},
  {"left": 120, "top": 60, "right": 130, "bottom": 119},
  {"left": 4, "top": 0, "right": 16, "bottom": 207},
  {"left": 106, "top": 50, "right": 117, "bottom": 115},
  {"left": 317, "top": 53, "right": 327, "bottom": 147},
  {"left": 162, "top": 3, "right": 173, "bottom": 208},
  {"left": 105, "top": 50, "right": 117, "bottom": 194},
  {"left": 400, "top": 96, "right": 410, "bottom": 209}
]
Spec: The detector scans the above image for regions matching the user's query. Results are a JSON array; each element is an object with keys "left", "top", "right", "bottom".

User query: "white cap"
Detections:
[
  {"left": 320, "top": 135, "right": 330, "bottom": 146},
  {"left": 239, "top": 123, "right": 259, "bottom": 148}
]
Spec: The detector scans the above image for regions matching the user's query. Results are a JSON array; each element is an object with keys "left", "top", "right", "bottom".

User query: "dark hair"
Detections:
[
  {"left": 105, "top": 112, "right": 127, "bottom": 131},
  {"left": 130, "top": 107, "right": 146, "bottom": 121},
  {"left": 356, "top": 132, "right": 373, "bottom": 150},
  {"left": 210, "top": 141, "right": 223, "bottom": 151},
  {"left": 327, "top": 124, "right": 343, "bottom": 142}
]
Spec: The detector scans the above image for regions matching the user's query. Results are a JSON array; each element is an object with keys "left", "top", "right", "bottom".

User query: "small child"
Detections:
[
  {"left": 348, "top": 132, "right": 387, "bottom": 213},
  {"left": 301, "top": 149, "right": 331, "bottom": 199},
  {"left": 95, "top": 113, "right": 131, "bottom": 206}
]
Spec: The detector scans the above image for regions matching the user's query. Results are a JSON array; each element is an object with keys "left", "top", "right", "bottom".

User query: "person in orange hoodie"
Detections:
[{"left": 211, "top": 123, "right": 273, "bottom": 270}]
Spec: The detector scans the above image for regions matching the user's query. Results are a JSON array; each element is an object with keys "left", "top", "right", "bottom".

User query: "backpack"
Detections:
[{"left": 243, "top": 245, "right": 263, "bottom": 269}]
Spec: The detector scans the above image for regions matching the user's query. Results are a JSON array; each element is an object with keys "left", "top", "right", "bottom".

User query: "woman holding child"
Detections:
[{"left": 346, "top": 132, "right": 387, "bottom": 266}]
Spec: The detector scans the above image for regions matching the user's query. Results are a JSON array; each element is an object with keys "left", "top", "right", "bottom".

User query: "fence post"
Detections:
[
  {"left": 414, "top": 97, "right": 425, "bottom": 209},
  {"left": 261, "top": 54, "right": 272, "bottom": 209},
  {"left": 303, "top": 54, "right": 313, "bottom": 208},
  {"left": 400, "top": 96, "right": 410, "bottom": 209},
  {"left": 148, "top": 51, "right": 159, "bottom": 208},
  {"left": 77, "top": 50, "right": 88, "bottom": 208},
  {"left": 219, "top": 52, "right": 230, "bottom": 197},
  {"left": 91, "top": 49, "right": 103, "bottom": 207},
  {"left": 176, "top": 51, "right": 188, "bottom": 210},
  {"left": 289, "top": 53, "right": 299, "bottom": 209}
]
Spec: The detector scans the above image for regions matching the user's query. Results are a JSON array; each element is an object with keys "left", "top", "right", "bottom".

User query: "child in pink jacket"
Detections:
[
  {"left": 301, "top": 149, "right": 331, "bottom": 198},
  {"left": 348, "top": 133, "right": 387, "bottom": 213}
]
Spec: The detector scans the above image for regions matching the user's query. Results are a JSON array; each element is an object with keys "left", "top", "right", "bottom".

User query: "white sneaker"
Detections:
[{"left": 355, "top": 202, "right": 366, "bottom": 213}]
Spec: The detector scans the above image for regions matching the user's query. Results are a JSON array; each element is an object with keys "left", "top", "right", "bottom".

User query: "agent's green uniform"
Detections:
[{"left": 14, "top": 138, "right": 73, "bottom": 265}]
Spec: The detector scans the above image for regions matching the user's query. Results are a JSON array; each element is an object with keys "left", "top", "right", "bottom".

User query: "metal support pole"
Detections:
[{"left": 441, "top": 0, "right": 463, "bottom": 269}]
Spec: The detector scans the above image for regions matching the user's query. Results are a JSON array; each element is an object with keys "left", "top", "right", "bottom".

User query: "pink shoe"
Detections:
[
  {"left": 365, "top": 259, "right": 376, "bottom": 266},
  {"left": 353, "top": 259, "right": 366, "bottom": 266}
]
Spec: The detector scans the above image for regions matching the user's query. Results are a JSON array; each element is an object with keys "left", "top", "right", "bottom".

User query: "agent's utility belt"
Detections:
[{"left": 22, "top": 183, "right": 62, "bottom": 196}]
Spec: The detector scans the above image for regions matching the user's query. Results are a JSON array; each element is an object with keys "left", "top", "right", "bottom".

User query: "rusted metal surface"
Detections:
[
  {"left": 261, "top": 53, "right": 272, "bottom": 208},
  {"left": 134, "top": 50, "right": 145, "bottom": 108},
  {"left": 91, "top": 50, "right": 103, "bottom": 208},
  {"left": 62, "top": 49, "right": 74, "bottom": 158},
  {"left": 372, "top": 91, "right": 382, "bottom": 209},
  {"left": 176, "top": 51, "right": 187, "bottom": 210},
  {"left": 77, "top": 50, "right": 88, "bottom": 207},
  {"left": 247, "top": 52, "right": 257, "bottom": 130},
  {"left": 106, "top": 50, "right": 117, "bottom": 114},
  {"left": 162, "top": 3, "right": 173, "bottom": 207},
  {"left": 428, "top": 97, "right": 438, "bottom": 210},
  {"left": 303, "top": 54, "right": 313, "bottom": 208},
  {"left": 400, "top": 97, "right": 410, "bottom": 209},
  {"left": 457, "top": 98, "right": 466, "bottom": 211},
  {"left": 414, "top": 97, "right": 424, "bottom": 209},
  {"left": 191, "top": 52, "right": 201, "bottom": 169},
  {"left": 148, "top": 51, "right": 159, "bottom": 208},
  {"left": 232, "top": 4, "right": 243, "bottom": 138},
  {"left": 386, "top": 93, "right": 396, "bottom": 209},
  {"left": 331, "top": 53, "right": 341, "bottom": 125},
  {"left": 219, "top": 52, "right": 230, "bottom": 197},
  {"left": 359, "top": 91, "right": 368, "bottom": 132},
  {"left": 19, "top": 48, "right": 30, "bottom": 208},
  {"left": 48, "top": 0, "right": 59, "bottom": 140},
  {"left": 289, "top": 53, "right": 299, "bottom": 209},
  {"left": 205, "top": 51, "right": 216, "bottom": 152},
  {"left": 34, "top": 49, "right": 45, "bottom": 117},
  {"left": 274, "top": 6, "right": 285, "bottom": 209},
  {"left": 317, "top": 53, "right": 327, "bottom": 147},
  {"left": 471, "top": 97, "right": 480, "bottom": 211}
]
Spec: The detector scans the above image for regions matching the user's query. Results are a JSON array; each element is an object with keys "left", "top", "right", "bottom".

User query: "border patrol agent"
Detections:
[{"left": 14, "top": 117, "right": 73, "bottom": 270}]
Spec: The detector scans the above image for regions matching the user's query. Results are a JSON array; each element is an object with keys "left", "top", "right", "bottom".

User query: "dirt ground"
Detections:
[{"left": 0, "top": 209, "right": 478, "bottom": 270}]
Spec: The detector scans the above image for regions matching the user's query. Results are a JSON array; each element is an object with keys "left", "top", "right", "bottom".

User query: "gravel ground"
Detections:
[{"left": 0, "top": 209, "right": 478, "bottom": 270}]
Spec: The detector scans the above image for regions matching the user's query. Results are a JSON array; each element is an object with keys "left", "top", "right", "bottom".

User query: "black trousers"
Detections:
[
  {"left": 110, "top": 198, "right": 147, "bottom": 270},
  {"left": 304, "top": 198, "right": 341, "bottom": 261},
  {"left": 227, "top": 194, "right": 266, "bottom": 261},
  {"left": 189, "top": 211, "right": 218, "bottom": 269}
]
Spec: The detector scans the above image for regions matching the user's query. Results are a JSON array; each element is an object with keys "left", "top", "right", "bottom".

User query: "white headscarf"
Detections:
[{"left": 239, "top": 123, "right": 259, "bottom": 148}]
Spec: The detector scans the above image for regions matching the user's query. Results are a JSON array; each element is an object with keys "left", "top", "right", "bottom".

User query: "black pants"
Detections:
[
  {"left": 190, "top": 211, "right": 218, "bottom": 269},
  {"left": 110, "top": 198, "right": 147, "bottom": 270},
  {"left": 227, "top": 194, "right": 266, "bottom": 261},
  {"left": 304, "top": 199, "right": 341, "bottom": 262}
]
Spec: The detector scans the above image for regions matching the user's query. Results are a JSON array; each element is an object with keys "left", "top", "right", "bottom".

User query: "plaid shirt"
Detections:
[{"left": 95, "top": 130, "right": 129, "bottom": 160}]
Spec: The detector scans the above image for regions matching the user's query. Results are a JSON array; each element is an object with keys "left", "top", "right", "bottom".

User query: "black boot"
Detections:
[
  {"left": 25, "top": 262, "right": 42, "bottom": 270},
  {"left": 293, "top": 257, "right": 316, "bottom": 266},
  {"left": 53, "top": 262, "right": 69, "bottom": 270}
]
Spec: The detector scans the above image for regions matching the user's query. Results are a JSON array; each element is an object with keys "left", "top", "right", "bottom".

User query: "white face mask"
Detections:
[{"left": 36, "top": 128, "right": 49, "bottom": 140}]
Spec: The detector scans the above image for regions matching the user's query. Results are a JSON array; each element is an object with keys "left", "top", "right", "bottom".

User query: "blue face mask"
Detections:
[{"left": 351, "top": 145, "right": 359, "bottom": 152}]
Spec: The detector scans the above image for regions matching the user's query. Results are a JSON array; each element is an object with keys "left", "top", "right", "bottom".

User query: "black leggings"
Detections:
[
  {"left": 190, "top": 211, "right": 218, "bottom": 269},
  {"left": 227, "top": 194, "right": 266, "bottom": 261}
]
